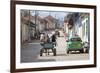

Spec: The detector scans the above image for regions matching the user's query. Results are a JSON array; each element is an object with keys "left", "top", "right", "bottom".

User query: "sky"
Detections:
[{"left": 31, "top": 10, "right": 69, "bottom": 21}]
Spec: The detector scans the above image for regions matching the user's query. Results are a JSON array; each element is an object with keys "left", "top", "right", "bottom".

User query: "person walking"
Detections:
[{"left": 51, "top": 34, "right": 57, "bottom": 46}]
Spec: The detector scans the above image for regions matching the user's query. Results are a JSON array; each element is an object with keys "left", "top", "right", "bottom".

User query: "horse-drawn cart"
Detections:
[{"left": 40, "top": 42, "right": 56, "bottom": 56}]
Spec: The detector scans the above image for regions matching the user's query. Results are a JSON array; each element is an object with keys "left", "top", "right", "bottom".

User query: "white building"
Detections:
[{"left": 77, "top": 13, "right": 90, "bottom": 42}]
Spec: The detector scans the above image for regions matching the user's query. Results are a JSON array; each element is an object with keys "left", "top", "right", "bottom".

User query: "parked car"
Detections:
[
  {"left": 66, "top": 36, "right": 84, "bottom": 54},
  {"left": 83, "top": 42, "right": 89, "bottom": 53}
]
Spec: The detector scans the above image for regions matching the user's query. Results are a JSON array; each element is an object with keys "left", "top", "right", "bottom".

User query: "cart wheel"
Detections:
[
  {"left": 53, "top": 48, "right": 56, "bottom": 56},
  {"left": 40, "top": 49, "right": 43, "bottom": 56},
  {"left": 80, "top": 49, "right": 83, "bottom": 53}
]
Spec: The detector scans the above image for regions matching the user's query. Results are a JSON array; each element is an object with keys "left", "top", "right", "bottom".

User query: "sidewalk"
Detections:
[{"left": 21, "top": 39, "right": 42, "bottom": 62}]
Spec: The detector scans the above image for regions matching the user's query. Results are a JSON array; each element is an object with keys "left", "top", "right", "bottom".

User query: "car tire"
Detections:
[
  {"left": 80, "top": 49, "right": 83, "bottom": 53},
  {"left": 67, "top": 50, "right": 70, "bottom": 54},
  {"left": 86, "top": 49, "right": 89, "bottom": 53}
]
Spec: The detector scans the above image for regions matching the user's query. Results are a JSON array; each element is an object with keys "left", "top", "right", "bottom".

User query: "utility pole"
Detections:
[
  {"left": 55, "top": 14, "right": 57, "bottom": 29},
  {"left": 35, "top": 10, "right": 39, "bottom": 39},
  {"left": 28, "top": 10, "right": 31, "bottom": 41},
  {"left": 34, "top": 10, "right": 37, "bottom": 39}
]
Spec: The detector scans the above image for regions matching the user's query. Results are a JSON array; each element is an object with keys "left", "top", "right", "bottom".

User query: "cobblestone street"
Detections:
[{"left": 21, "top": 30, "right": 89, "bottom": 63}]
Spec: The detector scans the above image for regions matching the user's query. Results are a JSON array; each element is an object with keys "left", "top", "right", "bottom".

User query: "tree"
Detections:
[{"left": 68, "top": 18, "right": 74, "bottom": 29}]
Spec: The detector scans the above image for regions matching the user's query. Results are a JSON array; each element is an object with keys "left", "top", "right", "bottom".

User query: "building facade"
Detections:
[{"left": 64, "top": 13, "right": 90, "bottom": 43}]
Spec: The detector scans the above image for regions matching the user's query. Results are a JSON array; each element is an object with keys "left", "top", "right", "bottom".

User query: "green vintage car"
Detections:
[{"left": 66, "top": 36, "right": 84, "bottom": 54}]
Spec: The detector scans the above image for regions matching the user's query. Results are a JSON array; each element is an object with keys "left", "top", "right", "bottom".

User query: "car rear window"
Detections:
[{"left": 70, "top": 38, "right": 82, "bottom": 42}]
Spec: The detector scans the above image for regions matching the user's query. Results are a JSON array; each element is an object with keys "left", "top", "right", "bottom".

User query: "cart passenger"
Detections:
[
  {"left": 44, "top": 34, "right": 50, "bottom": 43},
  {"left": 40, "top": 33, "right": 45, "bottom": 42}
]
